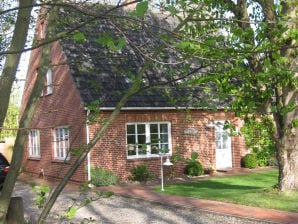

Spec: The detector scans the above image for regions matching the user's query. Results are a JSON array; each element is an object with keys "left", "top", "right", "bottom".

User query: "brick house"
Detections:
[{"left": 20, "top": 4, "right": 248, "bottom": 183}]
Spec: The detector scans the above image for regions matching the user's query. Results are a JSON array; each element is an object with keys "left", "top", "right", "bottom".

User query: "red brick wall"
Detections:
[
  {"left": 21, "top": 41, "right": 88, "bottom": 183},
  {"left": 89, "top": 110, "right": 248, "bottom": 180}
]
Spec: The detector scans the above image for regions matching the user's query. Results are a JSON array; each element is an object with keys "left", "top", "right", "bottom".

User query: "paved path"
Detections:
[
  {"left": 15, "top": 169, "right": 298, "bottom": 224},
  {"left": 98, "top": 184, "right": 298, "bottom": 224},
  {"left": 13, "top": 181, "right": 273, "bottom": 224}
]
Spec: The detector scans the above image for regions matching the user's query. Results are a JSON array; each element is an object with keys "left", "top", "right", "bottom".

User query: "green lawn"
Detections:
[{"left": 155, "top": 170, "right": 298, "bottom": 212}]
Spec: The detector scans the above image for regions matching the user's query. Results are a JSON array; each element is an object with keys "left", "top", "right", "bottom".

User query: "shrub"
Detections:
[
  {"left": 129, "top": 164, "right": 153, "bottom": 182},
  {"left": 90, "top": 167, "right": 119, "bottom": 186},
  {"left": 256, "top": 150, "right": 268, "bottom": 167},
  {"left": 241, "top": 116, "right": 276, "bottom": 167},
  {"left": 242, "top": 153, "right": 258, "bottom": 169},
  {"left": 30, "top": 183, "right": 50, "bottom": 209},
  {"left": 185, "top": 152, "right": 204, "bottom": 176}
]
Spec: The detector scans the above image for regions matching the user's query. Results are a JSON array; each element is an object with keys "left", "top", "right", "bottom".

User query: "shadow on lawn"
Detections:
[{"left": 165, "top": 180, "right": 264, "bottom": 198}]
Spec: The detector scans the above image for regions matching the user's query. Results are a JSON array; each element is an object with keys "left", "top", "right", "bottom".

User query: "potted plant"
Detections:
[{"left": 206, "top": 166, "right": 216, "bottom": 175}]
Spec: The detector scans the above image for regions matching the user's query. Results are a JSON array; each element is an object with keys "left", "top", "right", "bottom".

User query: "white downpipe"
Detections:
[{"left": 86, "top": 110, "right": 91, "bottom": 185}]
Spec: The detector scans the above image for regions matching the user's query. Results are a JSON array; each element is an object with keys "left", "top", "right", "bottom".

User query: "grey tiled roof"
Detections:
[{"left": 57, "top": 4, "right": 226, "bottom": 109}]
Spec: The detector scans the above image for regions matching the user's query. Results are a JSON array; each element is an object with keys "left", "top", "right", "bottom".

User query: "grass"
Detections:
[{"left": 155, "top": 170, "right": 298, "bottom": 212}]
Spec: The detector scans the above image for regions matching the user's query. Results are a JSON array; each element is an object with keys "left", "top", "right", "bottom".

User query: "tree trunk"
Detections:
[
  {"left": 277, "top": 127, "right": 298, "bottom": 191},
  {"left": 0, "top": 1, "right": 34, "bottom": 223},
  {"left": 0, "top": 0, "right": 33, "bottom": 134}
]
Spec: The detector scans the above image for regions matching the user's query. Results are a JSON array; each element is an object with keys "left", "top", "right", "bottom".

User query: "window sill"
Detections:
[
  {"left": 52, "top": 159, "right": 70, "bottom": 164},
  {"left": 28, "top": 156, "right": 41, "bottom": 161},
  {"left": 127, "top": 154, "right": 172, "bottom": 160}
]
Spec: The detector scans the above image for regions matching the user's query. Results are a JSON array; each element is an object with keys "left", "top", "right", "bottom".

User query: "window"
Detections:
[
  {"left": 39, "top": 21, "right": 46, "bottom": 39},
  {"left": 46, "top": 68, "right": 53, "bottom": 95},
  {"left": 126, "top": 122, "right": 171, "bottom": 158},
  {"left": 28, "top": 129, "right": 40, "bottom": 158},
  {"left": 53, "top": 127, "right": 70, "bottom": 160}
]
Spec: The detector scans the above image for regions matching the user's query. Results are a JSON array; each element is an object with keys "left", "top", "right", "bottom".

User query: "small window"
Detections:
[
  {"left": 126, "top": 122, "right": 171, "bottom": 158},
  {"left": 28, "top": 129, "right": 40, "bottom": 158},
  {"left": 53, "top": 126, "right": 70, "bottom": 160},
  {"left": 46, "top": 68, "right": 53, "bottom": 95}
]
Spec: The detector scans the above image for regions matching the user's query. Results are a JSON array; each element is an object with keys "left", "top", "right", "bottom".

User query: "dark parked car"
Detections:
[{"left": 0, "top": 153, "right": 9, "bottom": 188}]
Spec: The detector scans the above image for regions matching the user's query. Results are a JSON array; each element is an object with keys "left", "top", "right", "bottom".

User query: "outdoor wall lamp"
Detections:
[
  {"left": 160, "top": 155, "right": 173, "bottom": 191},
  {"left": 205, "top": 122, "right": 215, "bottom": 135},
  {"left": 205, "top": 122, "right": 215, "bottom": 129}
]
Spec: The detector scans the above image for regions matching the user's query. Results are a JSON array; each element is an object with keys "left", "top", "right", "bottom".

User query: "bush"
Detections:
[
  {"left": 129, "top": 164, "right": 153, "bottom": 182},
  {"left": 242, "top": 153, "right": 258, "bottom": 169},
  {"left": 185, "top": 152, "right": 204, "bottom": 176},
  {"left": 90, "top": 167, "right": 119, "bottom": 186},
  {"left": 256, "top": 150, "right": 268, "bottom": 167}
]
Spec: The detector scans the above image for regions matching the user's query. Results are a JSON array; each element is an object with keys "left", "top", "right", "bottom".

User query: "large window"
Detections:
[
  {"left": 28, "top": 129, "right": 40, "bottom": 158},
  {"left": 53, "top": 126, "right": 70, "bottom": 160},
  {"left": 126, "top": 122, "right": 171, "bottom": 158}
]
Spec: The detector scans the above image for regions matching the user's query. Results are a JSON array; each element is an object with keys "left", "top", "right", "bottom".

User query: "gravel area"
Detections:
[{"left": 13, "top": 181, "right": 273, "bottom": 224}]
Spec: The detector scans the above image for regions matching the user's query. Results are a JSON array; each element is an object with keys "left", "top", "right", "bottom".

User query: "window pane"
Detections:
[
  {"left": 127, "top": 125, "right": 135, "bottom": 134},
  {"left": 150, "top": 124, "right": 158, "bottom": 133},
  {"left": 127, "top": 144, "right": 136, "bottom": 156},
  {"left": 138, "top": 145, "right": 147, "bottom": 155},
  {"left": 137, "top": 124, "right": 145, "bottom": 134},
  {"left": 137, "top": 135, "right": 145, "bottom": 144},
  {"left": 150, "top": 134, "right": 159, "bottom": 143},
  {"left": 127, "top": 135, "right": 135, "bottom": 144},
  {"left": 215, "top": 132, "right": 221, "bottom": 141},
  {"left": 160, "top": 124, "right": 168, "bottom": 133},
  {"left": 160, "top": 134, "right": 168, "bottom": 143},
  {"left": 216, "top": 141, "right": 221, "bottom": 149},
  {"left": 160, "top": 144, "right": 168, "bottom": 151},
  {"left": 222, "top": 132, "right": 228, "bottom": 142},
  {"left": 151, "top": 144, "right": 159, "bottom": 154},
  {"left": 222, "top": 142, "right": 227, "bottom": 149}
]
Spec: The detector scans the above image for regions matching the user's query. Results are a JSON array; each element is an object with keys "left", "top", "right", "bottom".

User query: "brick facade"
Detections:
[
  {"left": 21, "top": 41, "right": 88, "bottom": 183},
  {"left": 89, "top": 110, "right": 248, "bottom": 180}
]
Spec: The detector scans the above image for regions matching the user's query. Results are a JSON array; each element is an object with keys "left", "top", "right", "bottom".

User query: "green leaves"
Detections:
[
  {"left": 130, "top": 1, "right": 148, "bottom": 17},
  {"left": 95, "top": 33, "right": 126, "bottom": 51},
  {"left": 65, "top": 207, "right": 77, "bottom": 220},
  {"left": 73, "top": 31, "right": 85, "bottom": 43},
  {"left": 31, "top": 183, "right": 50, "bottom": 209}
]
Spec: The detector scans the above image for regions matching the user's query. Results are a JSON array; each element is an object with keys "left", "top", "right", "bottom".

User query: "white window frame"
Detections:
[
  {"left": 126, "top": 122, "right": 172, "bottom": 159},
  {"left": 28, "top": 129, "right": 41, "bottom": 158},
  {"left": 53, "top": 126, "right": 70, "bottom": 161},
  {"left": 46, "top": 68, "right": 53, "bottom": 95}
]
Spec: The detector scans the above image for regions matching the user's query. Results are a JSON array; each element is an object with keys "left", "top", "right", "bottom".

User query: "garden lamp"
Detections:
[{"left": 160, "top": 155, "right": 173, "bottom": 191}]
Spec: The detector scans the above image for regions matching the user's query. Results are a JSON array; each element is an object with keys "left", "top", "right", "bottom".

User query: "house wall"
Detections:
[
  {"left": 89, "top": 110, "right": 248, "bottom": 180},
  {"left": 21, "top": 41, "right": 88, "bottom": 183}
]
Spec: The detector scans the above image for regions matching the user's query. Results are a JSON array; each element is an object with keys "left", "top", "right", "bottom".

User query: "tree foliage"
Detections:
[
  {"left": 162, "top": 0, "right": 297, "bottom": 191},
  {"left": 0, "top": 103, "right": 18, "bottom": 140},
  {"left": 241, "top": 116, "right": 275, "bottom": 165}
]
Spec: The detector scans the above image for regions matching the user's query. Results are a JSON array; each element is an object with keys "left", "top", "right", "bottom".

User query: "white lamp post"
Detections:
[{"left": 160, "top": 154, "right": 173, "bottom": 191}]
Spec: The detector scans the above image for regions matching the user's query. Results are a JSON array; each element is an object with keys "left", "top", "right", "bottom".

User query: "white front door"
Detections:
[{"left": 215, "top": 121, "right": 232, "bottom": 169}]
